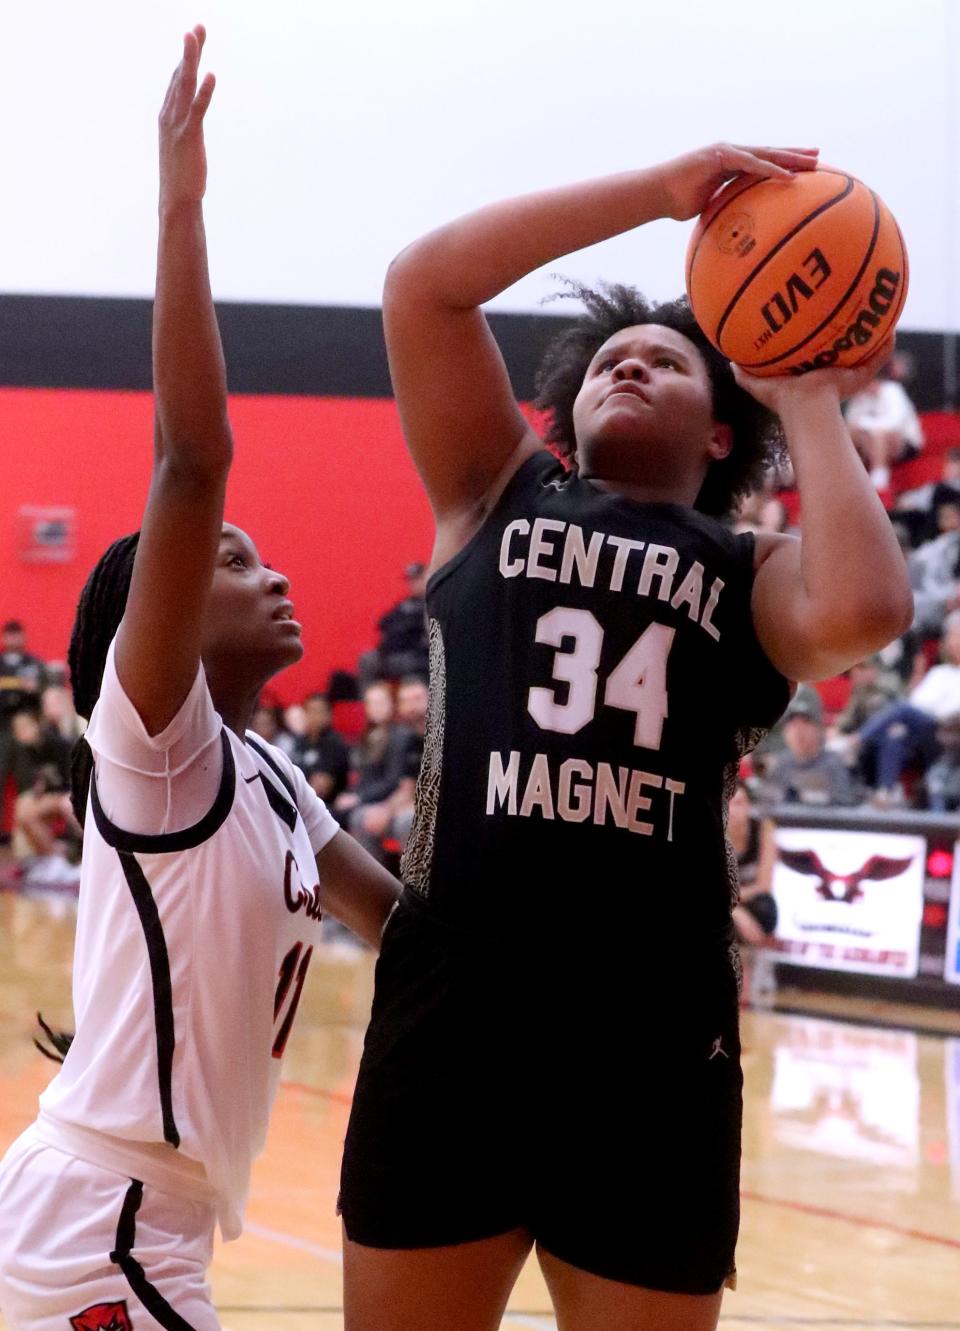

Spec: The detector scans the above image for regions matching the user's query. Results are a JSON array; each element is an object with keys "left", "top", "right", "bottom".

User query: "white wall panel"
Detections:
[{"left": 0, "top": 0, "right": 951, "bottom": 328}]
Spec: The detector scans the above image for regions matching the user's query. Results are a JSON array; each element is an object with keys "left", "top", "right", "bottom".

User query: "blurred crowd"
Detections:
[{"left": 734, "top": 356, "right": 960, "bottom": 816}]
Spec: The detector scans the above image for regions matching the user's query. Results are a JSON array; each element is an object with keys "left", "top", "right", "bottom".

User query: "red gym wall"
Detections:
[{"left": 0, "top": 387, "right": 435, "bottom": 705}]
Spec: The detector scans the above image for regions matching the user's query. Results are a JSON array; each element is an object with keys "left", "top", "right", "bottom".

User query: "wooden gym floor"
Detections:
[{"left": 1, "top": 887, "right": 959, "bottom": 1330}]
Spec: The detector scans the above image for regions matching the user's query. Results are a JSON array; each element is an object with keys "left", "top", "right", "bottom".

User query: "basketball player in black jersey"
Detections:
[{"left": 338, "top": 145, "right": 913, "bottom": 1330}]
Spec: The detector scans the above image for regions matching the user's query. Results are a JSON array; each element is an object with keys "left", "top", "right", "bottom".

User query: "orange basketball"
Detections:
[{"left": 684, "top": 168, "right": 908, "bottom": 376}]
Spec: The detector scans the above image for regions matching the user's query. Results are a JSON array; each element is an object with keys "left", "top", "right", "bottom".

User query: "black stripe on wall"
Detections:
[
  {"left": 0, "top": 292, "right": 948, "bottom": 409},
  {"left": 0, "top": 293, "right": 575, "bottom": 402}
]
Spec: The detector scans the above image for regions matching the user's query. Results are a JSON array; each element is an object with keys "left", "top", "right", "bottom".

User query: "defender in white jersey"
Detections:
[{"left": 0, "top": 30, "right": 400, "bottom": 1331}]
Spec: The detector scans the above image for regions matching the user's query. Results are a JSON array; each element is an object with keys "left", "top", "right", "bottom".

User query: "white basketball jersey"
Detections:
[{"left": 39, "top": 642, "right": 339, "bottom": 1240}]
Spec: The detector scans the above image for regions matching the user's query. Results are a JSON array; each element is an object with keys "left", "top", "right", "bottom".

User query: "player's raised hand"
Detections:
[
  {"left": 655, "top": 143, "right": 820, "bottom": 222},
  {"left": 731, "top": 336, "right": 895, "bottom": 413},
  {"left": 159, "top": 25, "right": 216, "bottom": 211}
]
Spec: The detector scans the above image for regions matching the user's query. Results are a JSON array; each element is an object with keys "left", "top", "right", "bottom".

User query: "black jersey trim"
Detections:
[
  {"left": 116, "top": 854, "right": 180, "bottom": 1148},
  {"left": 111, "top": 1179, "right": 199, "bottom": 1330},
  {"left": 245, "top": 734, "right": 298, "bottom": 800},
  {"left": 245, "top": 735, "right": 299, "bottom": 830},
  {"left": 254, "top": 772, "right": 298, "bottom": 832},
  {"left": 90, "top": 728, "right": 236, "bottom": 853}
]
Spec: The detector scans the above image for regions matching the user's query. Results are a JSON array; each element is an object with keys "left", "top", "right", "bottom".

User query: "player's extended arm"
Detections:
[
  {"left": 115, "top": 27, "right": 232, "bottom": 735},
  {"left": 384, "top": 144, "right": 819, "bottom": 551},
  {"left": 315, "top": 832, "right": 402, "bottom": 950},
  {"left": 742, "top": 354, "right": 913, "bottom": 681}
]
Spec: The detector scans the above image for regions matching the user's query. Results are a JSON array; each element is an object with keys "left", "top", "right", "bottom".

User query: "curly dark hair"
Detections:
[{"left": 534, "top": 282, "right": 782, "bottom": 518}]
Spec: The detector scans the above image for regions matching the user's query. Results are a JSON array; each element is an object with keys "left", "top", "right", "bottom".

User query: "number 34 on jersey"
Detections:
[{"left": 486, "top": 607, "right": 687, "bottom": 840}]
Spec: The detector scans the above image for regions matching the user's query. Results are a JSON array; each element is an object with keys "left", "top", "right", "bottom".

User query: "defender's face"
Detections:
[
  {"left": 202, "top": 525, "right": 304, "bottom": 674},
  {"left": 572, "top": 324, "right": 730, "bottom": 487}
]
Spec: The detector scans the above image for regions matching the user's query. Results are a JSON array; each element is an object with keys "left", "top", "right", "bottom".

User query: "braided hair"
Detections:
[{"left": 67, "top": 533, "right": 140, "bottom": 823}]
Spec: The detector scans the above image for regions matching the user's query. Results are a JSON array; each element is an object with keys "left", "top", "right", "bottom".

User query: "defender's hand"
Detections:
[
  {"left": 159, "top": 25, "right": 216, "bottom": 212},
  {"left": 655, "top": 143, "right": 819, "bottom": 222}
]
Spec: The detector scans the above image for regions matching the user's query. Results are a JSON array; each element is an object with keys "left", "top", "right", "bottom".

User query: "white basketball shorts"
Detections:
[{"left": 0, "top": 1127, "right": 220, "bottom": 1330}]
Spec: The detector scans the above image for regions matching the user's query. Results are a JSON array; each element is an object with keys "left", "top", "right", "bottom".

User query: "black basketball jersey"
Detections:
[{"left": 401, "top": 451, "right": 790, "bottom": 941}]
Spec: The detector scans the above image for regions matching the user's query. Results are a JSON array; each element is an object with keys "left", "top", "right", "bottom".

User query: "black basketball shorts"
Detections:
[{"left": 339, "top": 888, "right": 743, "bottom": 1296}]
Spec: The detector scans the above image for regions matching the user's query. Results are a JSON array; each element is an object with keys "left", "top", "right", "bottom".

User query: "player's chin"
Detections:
[
  {"left": 592, "top": 410, "right": 663, "bottom": 450},
  {"left": 264, "top": 625, "right": 305, "bottom": 669},
  {"left": 279, "top": 634, "right": 306, "bottom": 667}
]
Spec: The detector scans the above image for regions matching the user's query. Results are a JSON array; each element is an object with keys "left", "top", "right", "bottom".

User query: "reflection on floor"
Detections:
[{"left": 0, "top": 889, "right": 959, "bottom": 1330}]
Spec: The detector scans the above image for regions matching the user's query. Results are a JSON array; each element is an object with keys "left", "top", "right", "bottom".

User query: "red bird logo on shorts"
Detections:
[
  {"left": 777, "top": 848, "right": 913, "bottom": 903},
  {"left": 69, "top": 1302, "right": 133, "bottom": 1331}
]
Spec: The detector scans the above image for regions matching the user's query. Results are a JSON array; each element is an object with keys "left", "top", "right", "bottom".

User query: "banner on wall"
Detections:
[
  {"left": 772, "top": 826, "right": 925, "bottom": 978},
  {"left": 946, "top": 846, "right": 960, "bottom": 986},
  {"left": 17, "top": 506, "right": 75, "bottom": 564}
]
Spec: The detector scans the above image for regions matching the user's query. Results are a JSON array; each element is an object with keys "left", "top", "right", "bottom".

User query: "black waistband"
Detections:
[{"left": 398, "top": 883, "right": 736, "bottom": 958}]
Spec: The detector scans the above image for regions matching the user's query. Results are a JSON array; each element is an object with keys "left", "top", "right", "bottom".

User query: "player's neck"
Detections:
[
  {"left": 219, "top": 698, "right": 258, "bottom": 738},
  {"left": 203, "top": 666, "right": 261, "bottom": 739},
  {"left": 581, "top": 472, "right": 698, "bottom": 508}
]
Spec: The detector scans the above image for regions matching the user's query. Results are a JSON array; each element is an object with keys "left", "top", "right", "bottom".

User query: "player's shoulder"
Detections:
[{"left": 667, "top": 508, "right": 768, "bottom": 581}]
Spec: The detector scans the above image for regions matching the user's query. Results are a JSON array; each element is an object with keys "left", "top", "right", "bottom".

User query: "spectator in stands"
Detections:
[
  {"left": 832, "top": 656, "right": 902, "bottom": 738},
  {"left": 908, "top": 503, "right": 960, "bottom": 638},
  {"left": 392, "top": 672, "right": 429, "bottom": 820},
  {"left": 250, "top": 701, "right": 297, "bottom": 758},
  {"left": 340, "top": 676, "right": 423, "bottom": 862},
  {"left": 749, "top": 680, "right": 824, "bottom": 780},
  {"left": 764, "top": 696, "right": 859, "bottom": 807},
  {"left": 7, "top": 707, "right": 80, "bottom": 875},
  {"left": 292, "top": 692, "right": 349, "bottom": 803},
  {"left": 335, "top": 681, "right": 405, "bottom": 817},
  {"left": 895, "top": 447, "right": 960, "bottom": 544},
  {"left": 358, "top": 562, "right": 429, "bottom": 688},
  {"left": 282, "top": 701, "right": 307, "bottom": 742},
  {"left": 844, "top": 363, "right": 924, "bottom": 491},
  {"left": 395, "top": 675, "right": 428, "bottom": 730},
  {"left": 858, "top": 610, "right": 960, "bottom": 799},
  {"left": 728, "top": 780, "right": 777, "bottom": 947},
  {"left": 40, "top": 684, "right": 85, "bottom": 744},
  {"left": 336, "top": 679, "right": 425, "bottom": 863},
  {"left": 0, "top": 621, "right": 50, "bottom": 802},
  {"left": 7, "top": 707, "right": 72, "bottom": 802},
  {"left": 923, "top": 715, "right": 960, "bottom": 812},
  {"left": 0, "top": 622, "right": 48, "bottom": 727}
]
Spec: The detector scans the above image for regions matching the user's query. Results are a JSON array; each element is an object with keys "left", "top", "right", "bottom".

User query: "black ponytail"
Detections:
[{"left": 68, "top": 533, "right": 140, "bottom": 822}]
